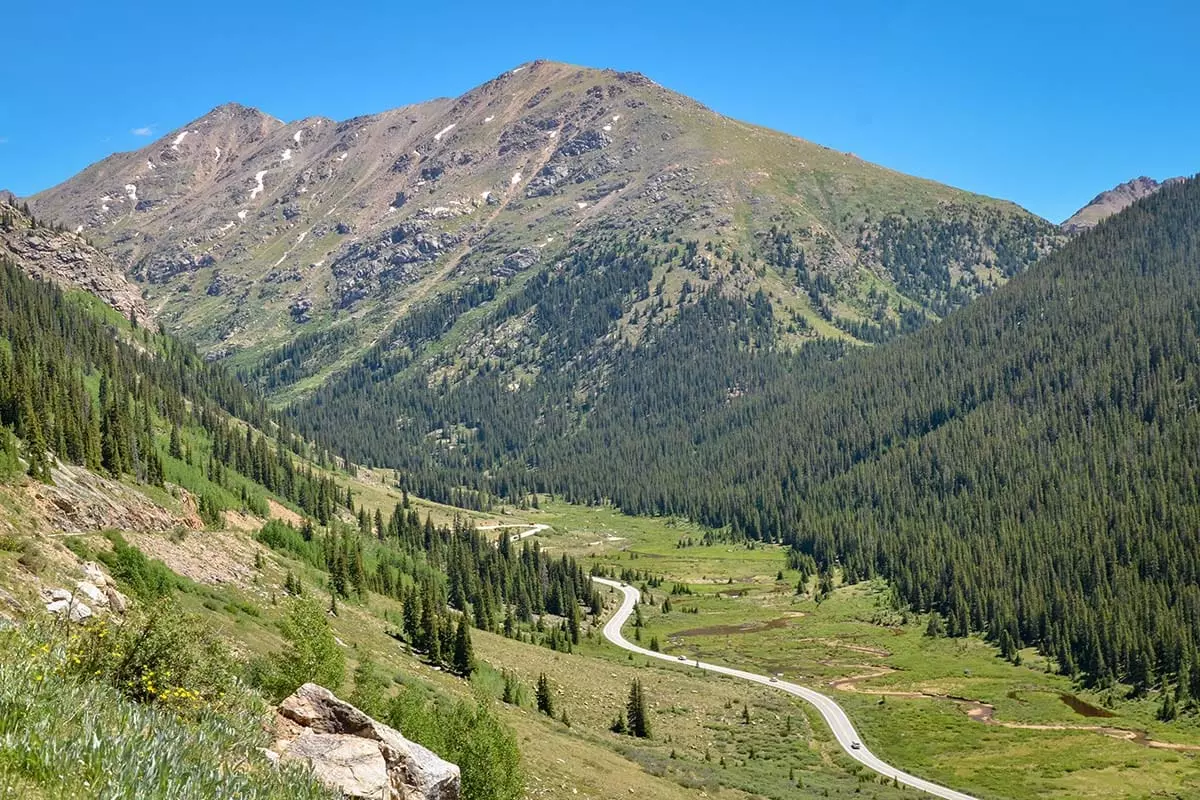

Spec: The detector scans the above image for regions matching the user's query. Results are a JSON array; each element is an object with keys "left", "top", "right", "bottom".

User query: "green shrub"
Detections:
[
  {"left": 198, "top": 492, "right": 225, "bottom": 529},
  {"left": 0, "top": 624, "right": 336, "bottom": 800},
  {"left": 251, "top": 596, "right": 345, "bottom": 700},
  {"left": 386, "top": 691, "right": 523, "bottom": 800},
  {"left": 256, "top": 519, "right": 323, "bottom": 568},
  {"left": 0, "top": 425, "right": 21, "bottom": 482},
  {"left": 65, "top": 603, "right": 237, "bottom": 714},
  {"left": 16, "top": 540, "right": 44, "bottom": 574},
  {"left": 98, "top": 532, "right": 176, "bottom": 600},
  {"left": 348, "top": 657, "right": 390, "bottom": 719}
]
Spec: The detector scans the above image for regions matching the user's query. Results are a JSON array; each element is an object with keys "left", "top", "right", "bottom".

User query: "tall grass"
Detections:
[{"left": 0, "top": 625, "right": 336, "bottom": 800}]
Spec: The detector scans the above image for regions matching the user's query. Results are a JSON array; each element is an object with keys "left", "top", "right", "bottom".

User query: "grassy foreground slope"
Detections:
[{"left": 0, "top": 468, "right": 920, "bottom": 800}]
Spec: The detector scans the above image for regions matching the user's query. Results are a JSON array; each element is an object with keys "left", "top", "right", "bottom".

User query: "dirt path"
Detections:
[
  {"left": 830, "top": 667, "right": 1200, "bottom": 751},
  {"left": 961, "top": 701, "right": 1200, "bottom": 751}
]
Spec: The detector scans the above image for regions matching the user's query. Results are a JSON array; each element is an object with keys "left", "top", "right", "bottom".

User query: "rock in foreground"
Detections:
[{"left": 271, "top": 683, "right": 460, "bottom": 800}]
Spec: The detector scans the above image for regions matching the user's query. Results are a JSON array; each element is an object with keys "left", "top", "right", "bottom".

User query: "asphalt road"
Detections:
[{"left": 592, "top": 577, "right": 980, "bottom": 800}]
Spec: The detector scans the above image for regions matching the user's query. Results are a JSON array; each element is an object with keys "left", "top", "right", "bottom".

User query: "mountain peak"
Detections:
[
  {"left": 1062, "top": 175, "right": 1186, "bottom": 233},
  {"left": 30, "top": 60, "right": 1054, "bottom": 360}
]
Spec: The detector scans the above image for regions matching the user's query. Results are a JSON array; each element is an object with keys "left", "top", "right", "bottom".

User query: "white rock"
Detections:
[
  {"left": 81, "top": 562, "right": 108, "bottom": 588},
  {"left": 75, "top": 581, "right": 108, "bottom": 607},
  {"left": 275, "top": 683, "right": 460, "bottom": 800},
  {"left": 46, "top": 598, "right": 92, "bottom": 622},
  {"left": 45, "top": 588, "right": 73, "bottom": 603},
  {"left": 280, "top": 734, "right": 390, "bottom": 799}
]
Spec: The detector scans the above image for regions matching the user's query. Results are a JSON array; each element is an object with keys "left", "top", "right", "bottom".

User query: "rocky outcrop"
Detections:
[
  {"left": 41, "top": 587, "right": 93, "bottom": 622},
  {"left": 26, "top": 462, "right": 200, "bottom": 534},
  {"left": 0, "top": 201, "right": 147, "bottom": 320},
  {"left": 133, "top": 244, "right": 215, "bottom": 284},
  {"left": 40, "top": 562, "right": 129, "bottom": 622},
  {"left": 271, "top": 683, "right": 460, "bottom": 800},
  {"left": 330, "top": 220, "right": 461, "bottom": 308},
  {"left": 493, "top": 247, "right": 541, "bottom": 278},
  {"left": 556, "top": 129, "right": 611, "bottom": 158}
]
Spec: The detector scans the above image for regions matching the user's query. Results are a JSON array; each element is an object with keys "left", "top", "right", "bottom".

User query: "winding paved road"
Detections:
[
  {"left": 477, "top": 522, "right": 550, "bottom": 543},
  {"left": 592, "top": 577, "right": 979, "bottom": 800}
]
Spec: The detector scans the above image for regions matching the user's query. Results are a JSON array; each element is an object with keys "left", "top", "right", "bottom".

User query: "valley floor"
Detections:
[{"left": 3, "top": 472, "right": 1198, "bottom": 800}]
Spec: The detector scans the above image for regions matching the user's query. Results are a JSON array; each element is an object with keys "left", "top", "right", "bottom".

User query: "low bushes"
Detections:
[{"left": 0, "top": 622, "right": 336, "bottom": 800}]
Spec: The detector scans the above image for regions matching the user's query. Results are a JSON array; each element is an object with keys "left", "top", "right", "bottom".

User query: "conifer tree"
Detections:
[
  {"left": 535, "top": 673, "right": 554, "bottom": 716},
  {"left": 626, "top": 679, "right": 650, "bottom": 738},
  {"left": 452, "top": 614, "right": 475, "bottom": 677}
]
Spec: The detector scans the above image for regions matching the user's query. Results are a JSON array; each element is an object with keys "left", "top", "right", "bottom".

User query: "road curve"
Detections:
[
  {"left": 592, "top": 577, "right": 979, "bottom": 800},
  {"left": 477, "top": 522, "right": 551, "bottom": 542}
]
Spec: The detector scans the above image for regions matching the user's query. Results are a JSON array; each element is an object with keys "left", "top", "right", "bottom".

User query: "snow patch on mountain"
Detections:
[{"left": 250, "top": 171, "right": 267, "bottom": 200}]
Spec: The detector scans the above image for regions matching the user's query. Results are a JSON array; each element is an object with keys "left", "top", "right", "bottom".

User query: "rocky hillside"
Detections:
[
  {"left": 1061, "top": 175, "right": 1186, "bottom": 233},
  {"left": 0, "top": 199, "right": 147, "bottom": 320},
  {"left": 31, "top": 60, "right": 1058, "bottom": 384}
]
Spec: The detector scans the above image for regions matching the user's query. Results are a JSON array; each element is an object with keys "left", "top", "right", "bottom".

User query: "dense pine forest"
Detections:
[
  {"left": 536, "top": 176, "right": 1200, "bottom": 694},
  {"left": 0, "top": 244, "right": 348, "bottom": 523},
  {"left": 0, "top": 211, "right": 597, "bottom": 679},
  {"left": 290, "top": 176, "right": 1200, "bottom": 695}
]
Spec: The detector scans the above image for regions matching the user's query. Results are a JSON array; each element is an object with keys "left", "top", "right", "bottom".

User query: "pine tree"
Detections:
[
  {"left": 452, "top": 614, "right": 475, "bottom": 677},
  {"left": 535, "top": 673, "right": 554, "bottom": 716},
  {"left": 626, "top": 679, "right": 650, "bottom": 738},
  {"left": 19, "top": 392, "right": 51, "bottom": 482},
  {"left": 0, "top": 426, "right": 20, "bottom": 481},
  {"left": 1159, "top": 690, "right": 1179, "bottom": 722},
  {"left": 169, "top": 423, "right": 183, "bottom": 459},
  {"left": 501, "top": 670, "right": 521, "bottom": 705}
]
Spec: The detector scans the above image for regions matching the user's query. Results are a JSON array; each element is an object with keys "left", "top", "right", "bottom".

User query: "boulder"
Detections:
[
  {"left": 280, "top": 734, "right": 390, "bottom": 799},
  {"left": 81, "top": 561, "right": 108, "bottom": 588},
  {"left": 104, "top": 585, "right": 129, "bottom": 614},
  {"left": 46, "top": 597, "right": 92, "bottom": 622},
  {"left": 44, "top": 588, "right": 73, "bottom": 603},
  {"left": 75, "top": 580, "right": 108, "bottom": 608},
  {"left": 272, "top": 683, "right": 460, "bottom": 800}
]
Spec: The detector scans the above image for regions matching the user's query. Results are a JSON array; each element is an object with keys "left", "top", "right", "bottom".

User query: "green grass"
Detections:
[
  {"left": 13, "top": 459, "right": 1200, "bottom": 800},
  {"left": 46, "top": 483, "right": 917, "bottom": 800},
  {"left": 525, "top": 502, "right": 1200, "bottom": 799},
  {"left": 0, "top": 624, "right": 336, "bottom": 800}
]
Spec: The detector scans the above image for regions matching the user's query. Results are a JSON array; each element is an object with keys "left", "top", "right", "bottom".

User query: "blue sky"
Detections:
[{"left": 1, "top": 0, "right": 1195, "bottom": 222}]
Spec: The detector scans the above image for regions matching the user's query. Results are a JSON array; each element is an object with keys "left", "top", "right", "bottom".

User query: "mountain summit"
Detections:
[
  {"left": 31, "top": 60, "right": 1057, "bottom": 378},
  {"left": 1061, "top": 175, "right": 1186, "bottom": 233}
]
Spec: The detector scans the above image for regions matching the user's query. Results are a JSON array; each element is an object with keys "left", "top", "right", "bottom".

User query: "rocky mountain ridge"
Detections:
[
  {"left": 1061, "top": 175, "right": 1186, "bottom": 233},
  {"left": 0, "top": 199, "right": 147, "bottom": 320},
  {"left": 30, "top": 60, "right": 1059, "bottom": 387}
]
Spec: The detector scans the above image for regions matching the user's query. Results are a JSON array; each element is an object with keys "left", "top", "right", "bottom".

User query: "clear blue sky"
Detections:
[{"left": 1, "top": 0, "right": 1195, "bottom": 222}]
